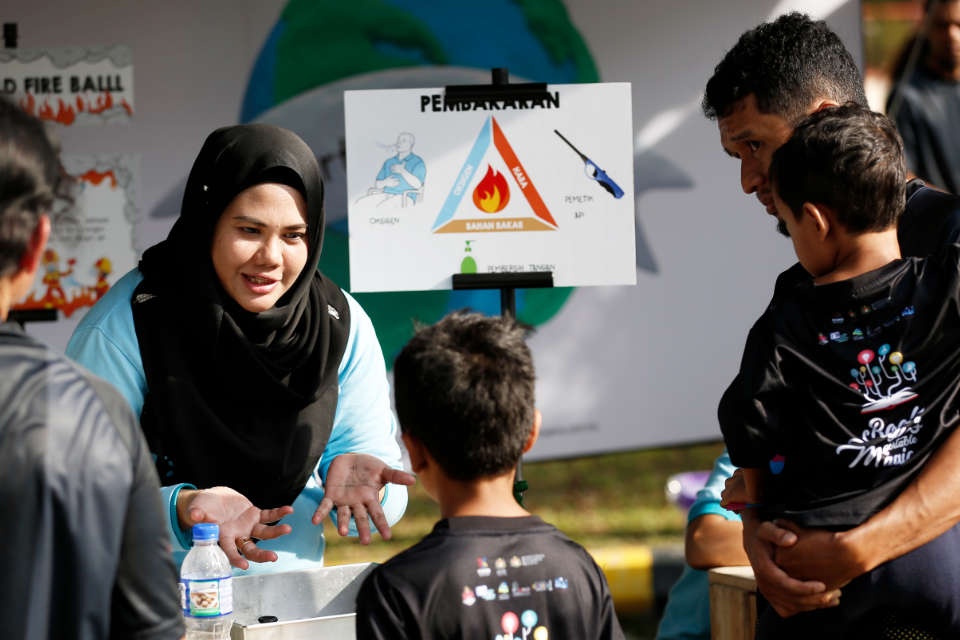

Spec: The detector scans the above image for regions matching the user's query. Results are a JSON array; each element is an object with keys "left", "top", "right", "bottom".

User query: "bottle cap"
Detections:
[{"left": 192, "top": 522, "right": 219, "bottom": 541}]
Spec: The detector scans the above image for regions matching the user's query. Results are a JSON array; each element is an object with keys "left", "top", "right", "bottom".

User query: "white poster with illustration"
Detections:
[
  {"left": 12, "top": 155, "right": 138, "bottom": 318},
  {"left": 0, "top": 45, "right": 133, "bottom": 125},
  {"left": 345, "top": 83, "right": 636, "bottom": 292}
]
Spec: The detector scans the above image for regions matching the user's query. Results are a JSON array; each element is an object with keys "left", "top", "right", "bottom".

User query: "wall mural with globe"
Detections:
[{"left": 17, "top": 0, "right": 861, "bottom": 460}]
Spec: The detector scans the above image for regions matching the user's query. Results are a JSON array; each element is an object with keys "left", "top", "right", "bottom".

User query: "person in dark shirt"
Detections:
[
  {"left": 887, "top": 0, "right": 960, "bottom": 194},
  {"left": 702, "top": 12, "right": 960, "bottom": 622},
  {"left": 720, "top": 104, "right": 960, "bottom": 639},
  {"left": 356, "top": 311, "right": 624, "bottom": 640},
  {"left": 0, "top": 97, "right": 184, "bottom": 640}
]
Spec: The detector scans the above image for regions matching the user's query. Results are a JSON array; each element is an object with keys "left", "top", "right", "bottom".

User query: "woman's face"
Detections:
[{"left": 211, "top": 182, "right": 309, "bottom": 312}]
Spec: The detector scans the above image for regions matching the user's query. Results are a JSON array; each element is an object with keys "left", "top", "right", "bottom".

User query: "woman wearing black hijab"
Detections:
[{"left": 67, "top": 124, "right": 413, "bottom": 573}]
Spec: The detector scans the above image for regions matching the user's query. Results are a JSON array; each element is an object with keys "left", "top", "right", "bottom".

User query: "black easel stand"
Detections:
[{"left": 446, "top": 69, "right": 555, "bottom": 506}]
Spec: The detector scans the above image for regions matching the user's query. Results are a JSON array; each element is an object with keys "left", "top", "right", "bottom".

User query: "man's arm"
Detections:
[
  {"left": 773, "top": 423, "right": 960, "bottom": 589},
  {"left": 686, "top": 514, "right": 748, "bottom": 569},
  {"left": 684, "top": 450, "right": 749, "bottom": 569}
]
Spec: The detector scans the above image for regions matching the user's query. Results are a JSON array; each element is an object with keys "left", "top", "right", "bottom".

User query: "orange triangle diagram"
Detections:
[{"left": 432, "top": 116, "right": 558, "bottom": 233}]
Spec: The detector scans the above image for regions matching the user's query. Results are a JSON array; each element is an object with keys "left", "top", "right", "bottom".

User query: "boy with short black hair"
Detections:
[
  {"left": 720, "top": 104, "right": 960, "bottom": 638},
  {"left": 356, "top": 310, "right": 624, "bottom": 640}
]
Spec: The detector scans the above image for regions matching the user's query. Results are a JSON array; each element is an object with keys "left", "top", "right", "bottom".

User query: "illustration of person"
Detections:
[
  {"left": 360, "top": 132, "right": 426, "bottom": 207},
  {"left": 92, "top": 257, "right": 112, "bottom": 300},
  {"left": 41, "top": 249, "right": 74, "bottom": 304}
]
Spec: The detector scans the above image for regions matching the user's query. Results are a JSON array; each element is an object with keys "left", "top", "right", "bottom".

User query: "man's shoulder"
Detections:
[
  {"left": 0, "top": 326, "right": 138, "bottom": 451},
  {"left": 900, "top": 181, "right": 960, "bottom": 256}
]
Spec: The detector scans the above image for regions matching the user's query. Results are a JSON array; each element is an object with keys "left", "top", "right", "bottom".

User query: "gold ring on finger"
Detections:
[{"left": 236, "top": 536, "right": 253, "bottom": 555}]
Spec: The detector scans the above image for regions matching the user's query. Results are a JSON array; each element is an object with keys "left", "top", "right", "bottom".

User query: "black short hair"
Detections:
[
  {"left": 393, "top": 310, "right": 536, "bottom": 482},
  {"left": 769, "top": 104, "right": 905, "bottom": 233},
  {"left": 0, "top": 98, "right": 66, "bottom": 276},
  {"left": 703, "top": 12, "right": 867, "bottom": 123}
]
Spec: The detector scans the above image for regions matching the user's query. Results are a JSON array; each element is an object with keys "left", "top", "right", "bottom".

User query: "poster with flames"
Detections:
[
  {"left": 345, "top": 83, "right": 636, "bottom": 292},
  {"left": 12, "top": 155, "right": 138, "bottom": 318},
  {"left": 0, "top": 45, "right": 133, "bottom": 125}
]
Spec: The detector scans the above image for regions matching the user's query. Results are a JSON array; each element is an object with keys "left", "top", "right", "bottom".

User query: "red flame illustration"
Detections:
[
  {"left": 13, "top": 288, "right": 99, "bottom": 318},
  {"left": 472, "top": 166, "right": 510, "bottom": 214},
  {"left": 18, "top": 90, "right": 130, "bottom": 124},
  {"left": 79, "top": 169, "right": 118, "bottom": 188}
]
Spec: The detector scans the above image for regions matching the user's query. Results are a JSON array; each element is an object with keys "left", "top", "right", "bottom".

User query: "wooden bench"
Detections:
[{"left": 708, "top": 566, "right": 757, "bottom": 640}]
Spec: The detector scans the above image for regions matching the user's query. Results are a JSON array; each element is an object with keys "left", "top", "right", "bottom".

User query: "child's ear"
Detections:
[
  {"left": 801, "top": 202, "right": 831, "bottom": 240},
  {"left": 19, "top": 215, "right": 50, "bottom": 275},
  {"left": 401, "top": 432, "right": 429, "bottom": 474},
  {"left": 522, "top": 409, "right": 542, "bottom": 454}
]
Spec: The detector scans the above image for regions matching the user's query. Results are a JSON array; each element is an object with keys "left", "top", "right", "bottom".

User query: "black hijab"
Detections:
[{"left": 132, "top": 124, "right": 350, "bottom": 508}]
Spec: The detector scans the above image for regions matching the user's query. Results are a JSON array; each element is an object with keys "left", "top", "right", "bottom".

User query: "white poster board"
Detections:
[
  {"left": 345, "top": 83, "right": 636, "bottom": 292},
  {"left": 12, "top": 154, "right": 138, "bottom": 319},
  {"left": 0, "top": 45, "right": 134, "bottom": 125}
]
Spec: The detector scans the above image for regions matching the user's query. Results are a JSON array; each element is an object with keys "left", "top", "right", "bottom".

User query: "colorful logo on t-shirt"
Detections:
[
  {"left": 494, "top": 609, "right": 548, "bottom": 640},
  {"left": 475, "top": 585, "right": 496, "bottom": 601},
  {"left": 848, "top": 345, "right": 918, "bottom": 413},
  {"left": 768, "top": 454, "right": 785, "bottom": 475},
  {"left": 477, "top": 557, "right": 491, "bottom": 577},
  {"left": 462, "top": 586, "right": 476, "bottom": 606}
]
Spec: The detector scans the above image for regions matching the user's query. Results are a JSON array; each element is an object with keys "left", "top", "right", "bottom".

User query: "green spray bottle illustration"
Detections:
[{"left": 460, "top": 240, "right": 477, "bottom": 274}]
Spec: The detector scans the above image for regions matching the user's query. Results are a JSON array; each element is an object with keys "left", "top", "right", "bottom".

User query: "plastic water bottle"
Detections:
[{"left": 180, "top": 523, "right": 234, "bottom": 639}]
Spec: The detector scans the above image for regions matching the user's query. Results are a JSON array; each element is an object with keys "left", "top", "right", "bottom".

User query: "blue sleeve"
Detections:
[
  {"left": 318, "top": 291, "right": 408, "bottom": 534},
  {"left": 375, "top": 158, "right": 392, "bottom": 181},
  {"left": 66, "top": 269, "right": 147, "bottom": 417},
  {"left": 687, "top": 449, "right": 741, "bottom": 524}
]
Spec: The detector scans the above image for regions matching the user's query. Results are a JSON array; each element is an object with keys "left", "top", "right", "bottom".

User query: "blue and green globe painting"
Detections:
[{"left": 242, "top": 0, "right": 598, "bottom": 363}]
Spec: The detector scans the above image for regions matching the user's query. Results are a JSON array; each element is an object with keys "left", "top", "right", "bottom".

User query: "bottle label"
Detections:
[{"left": 180, "top": 577, "right": 233, "bottom": 617}]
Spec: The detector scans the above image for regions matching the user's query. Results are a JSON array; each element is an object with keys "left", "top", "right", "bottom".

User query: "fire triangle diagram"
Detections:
[{"left": 432, "top": 116, "right": 558, "bottom": 233}]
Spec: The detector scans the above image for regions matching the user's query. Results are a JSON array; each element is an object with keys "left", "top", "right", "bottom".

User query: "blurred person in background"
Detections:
[
  {"left": 655, "top": 451, "right": 747, "bottom": 640},
  {"left": 887, "top": 0, "right": 960, "bottom": 193}
]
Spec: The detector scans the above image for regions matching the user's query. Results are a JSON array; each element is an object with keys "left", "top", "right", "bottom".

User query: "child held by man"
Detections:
[{"left": 720, "top": 104, "right": 960, "bottom": 638}]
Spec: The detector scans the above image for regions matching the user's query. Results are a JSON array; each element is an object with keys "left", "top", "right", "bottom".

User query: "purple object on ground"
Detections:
[{"left": 665, "top": 470, "right": 711, "bottom": 511}]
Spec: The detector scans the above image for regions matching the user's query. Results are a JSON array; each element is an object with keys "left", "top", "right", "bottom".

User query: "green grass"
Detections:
[{"left": 323, "top": 440, "right": 724, "bottom": 565}]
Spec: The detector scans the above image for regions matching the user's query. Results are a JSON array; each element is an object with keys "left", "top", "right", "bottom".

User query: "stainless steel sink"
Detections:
[{"left": 230, "top": 563, "right": 376, "bottom": 639}]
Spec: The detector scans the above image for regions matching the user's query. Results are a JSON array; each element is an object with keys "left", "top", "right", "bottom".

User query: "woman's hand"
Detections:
[
  {"left": 177, "top": 486, "right": 294, "bottom": 570},
  {"left": 312, "top": 453, "right": 416, "bottom": 544}
]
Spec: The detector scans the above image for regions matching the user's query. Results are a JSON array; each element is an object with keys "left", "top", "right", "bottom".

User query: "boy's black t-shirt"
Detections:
[
  {"left": 355, "top": 515, "right": 624, "bottom": 640},
  {"left": 719, "top": 244, "right": 960, "bottom": 528}
]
